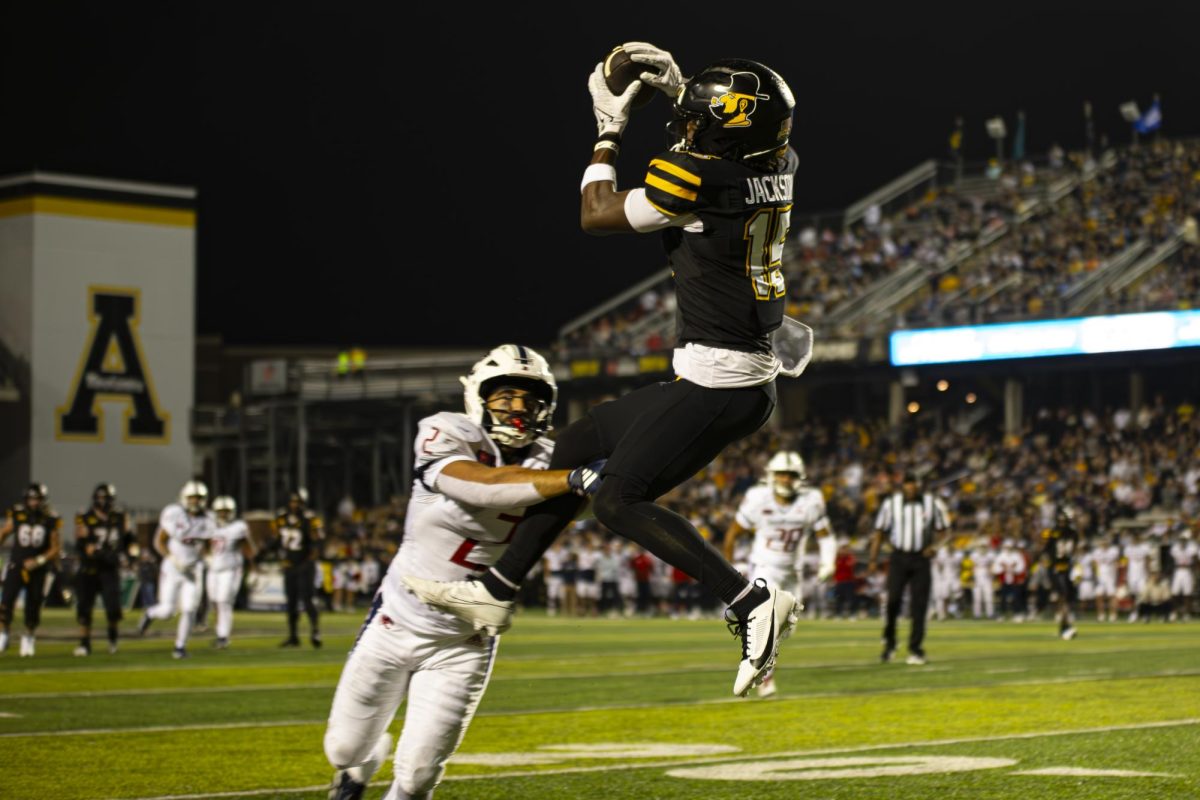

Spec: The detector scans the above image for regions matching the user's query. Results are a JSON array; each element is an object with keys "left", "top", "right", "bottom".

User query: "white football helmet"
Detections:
[
  {"left": 766, "top": 451, "right": 806, "bottom": 499},
  {"left": 461, "top": 344, "right": 557, "bottom": 448},
  {"left": 179, "top": 480, "right": 209, "bottom": 514},
  {"left": 212, "top": 495, "right": 237, "bottom": 523}
]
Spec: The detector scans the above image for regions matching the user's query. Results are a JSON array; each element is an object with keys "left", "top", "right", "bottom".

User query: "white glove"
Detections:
[
  {"left": 588, "top": 62, "right": 641, "bottom": 137},
  {"left": 817, "top": 563, "right": 835, "bottom": 583},
  {"left": 621, "top": 41, "right": 685, "bottom": 97}
]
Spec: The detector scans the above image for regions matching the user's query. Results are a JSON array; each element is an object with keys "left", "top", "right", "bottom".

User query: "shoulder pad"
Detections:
[{"left": 644, "top": 150, "right": 706, "bottom": 216}]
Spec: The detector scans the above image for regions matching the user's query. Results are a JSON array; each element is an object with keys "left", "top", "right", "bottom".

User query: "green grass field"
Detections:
[{"left": 3, "top": 607, "right": 1199, "bottom": 799}]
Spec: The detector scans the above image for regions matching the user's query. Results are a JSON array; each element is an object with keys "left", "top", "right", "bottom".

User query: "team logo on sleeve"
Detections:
[
  {"left": 708, "top": 72, "right": 770, "bottom": 128},
  {"left": 56, "top": 287, "right": 169, "bottom": 443}
]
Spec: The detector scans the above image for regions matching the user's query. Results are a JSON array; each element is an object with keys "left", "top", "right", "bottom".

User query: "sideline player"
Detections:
[
  {"left": 1042, "top": 507, "right": 1080, "bottom": 640},
  {"left": 138, "top": 481, "right": 213, "bottom": 658},
  {"left": 273, "top": 489, "right": 324, "bottom": 647},
  {"left": 207, "top": 496, "right": 255, "bottom": 648},
  {"left": 0, "top": 484, "right": 62, "bottom": 657},
  {"left": 74, "top": 483, "right": 134, "bottom": 656},
  {"left": 404, "top": 43, "right": 811, "bottom": 697},
  {"left": 722, "top": 451, "right": 834, "bottom": 696},
  {"left": 323, "top": 345, "right": 603, "bottom": 800}
]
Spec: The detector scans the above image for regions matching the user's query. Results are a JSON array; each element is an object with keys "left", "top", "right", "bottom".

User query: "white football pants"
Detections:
[
  {"left": 148, "top": 559, "right": 204, "bottom": 648},
  {"left": 206, "top": 567, "right": 243, "bottom": 640},
  {"left": 324, "top": 602, "right": 497, "bottom": 799}
]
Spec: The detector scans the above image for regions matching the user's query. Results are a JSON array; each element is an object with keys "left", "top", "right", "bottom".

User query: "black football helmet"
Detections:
[
  {"left": 93, "top": 483, "right": 116, "bottom": 511},
  {"left": 667, "top": 59, "right": 794, "bottom": 164},
  {"left": 25, "top": 482, "right": 47, "bottom": 507}
]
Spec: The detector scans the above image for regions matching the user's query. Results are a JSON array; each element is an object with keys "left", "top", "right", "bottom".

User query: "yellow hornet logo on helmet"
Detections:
[{"left": 708, "top": 71, "right": 770, "bottom": 128}]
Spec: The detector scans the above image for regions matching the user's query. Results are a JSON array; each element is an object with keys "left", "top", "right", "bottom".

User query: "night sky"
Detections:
[{"left": 4, "top": 4, "right": 1199, "bottom": 349}]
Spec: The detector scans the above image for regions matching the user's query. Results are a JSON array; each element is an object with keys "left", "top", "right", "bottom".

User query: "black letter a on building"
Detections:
[{"left": 57, "top": 289, "right": 169, "bottom": 442}]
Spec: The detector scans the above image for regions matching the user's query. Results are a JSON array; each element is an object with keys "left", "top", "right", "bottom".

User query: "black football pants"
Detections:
[
  {"left": 76, "top": 568, "right": 123, "bottom": 625},
  {"left": 491, "top": 378, "right": 776, "bottom": 605},
  {"left": 882, "top": 551, "right": 932, "bottom": 654},
  {"left": 0, "top": 563, "right": 49, "bottom": 630},
  {"left": 284, "top": 560, "right": 319, "bottom": 636}
]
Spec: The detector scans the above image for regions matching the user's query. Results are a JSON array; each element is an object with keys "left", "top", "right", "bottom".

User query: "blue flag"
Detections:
[{"left": 1135, "top": 101, "right": 1162, "bottom": 134}]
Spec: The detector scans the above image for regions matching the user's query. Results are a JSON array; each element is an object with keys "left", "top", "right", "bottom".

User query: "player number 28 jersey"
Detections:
[
  {"left": 383, "top": 411, "right": 553, "bottom": 638},
  {"left": 644, "top": 147, "right": 800, "bottom": 353},
  {"left": 735, "top": 485, "right": 829, "bottom": 571}
]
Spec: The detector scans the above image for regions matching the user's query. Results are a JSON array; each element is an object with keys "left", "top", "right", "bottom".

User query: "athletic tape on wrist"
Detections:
[
  {"left": 593, "top": 140, "right": 620, "bottom": 155},
  {"left": 580, "top": 163, "right": 618, "bottom": 193}
]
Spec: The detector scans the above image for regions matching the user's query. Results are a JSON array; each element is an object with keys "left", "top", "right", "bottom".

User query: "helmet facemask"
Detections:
[
  {"left": 770, "top": 470, "right": 804, "bottom": 501},
  {"left": 480, "top": 378, "right": 553, "bottom": 449}
]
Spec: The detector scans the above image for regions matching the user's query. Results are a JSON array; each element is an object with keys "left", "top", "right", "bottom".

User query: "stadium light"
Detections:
[
  {"left": 1119, "top": 101, "right": 1141, "bottom": 123},
  {"left": 937, "top": 380, "right": 950, "bottom": 392},
  {"left": 907, "top": 401, "right": 920, "bottom": 414},
  {"left": 985, "top": 116, "right": 1006, "bottom": 165}
]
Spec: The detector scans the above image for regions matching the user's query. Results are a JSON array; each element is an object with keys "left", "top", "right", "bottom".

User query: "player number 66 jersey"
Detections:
[
  {"left": 736, "top": 485, "right": 829, "bottom": 571},
  {"left": 383, "top": 411, "right": 554, "bottom": 638}
]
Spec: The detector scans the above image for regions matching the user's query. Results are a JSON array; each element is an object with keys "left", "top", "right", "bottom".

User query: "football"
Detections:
[{"left": 603, "top": 46, "right": 658, "bottom": 109}]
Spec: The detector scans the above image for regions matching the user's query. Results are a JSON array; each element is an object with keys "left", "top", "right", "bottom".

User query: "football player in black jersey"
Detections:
[
  {"left": 74, "top": 483, "right": 135, "bottom": 656},
  {"left": 273, "top": 489, "right": 324, "bottom": 648},
  {"left": 405, "top": 44, "right": 808, "bottom": 697},
  {"left": 0, "top": 483, "right": 63, "bottom": 656},
  {"left": 1041, "top": 507, "right": 1080, "bottom": 640}
]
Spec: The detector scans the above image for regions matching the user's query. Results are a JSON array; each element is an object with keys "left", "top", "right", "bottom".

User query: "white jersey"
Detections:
[
  {"left": 933, "top": 547, "right": 962, "bottom": 588},
  {"left": 1093, "top": 545, "right": 1120, "bottom": 580},
  {"left": 736, "top": 485, "right": 829, "bottom": 571},
  {"left": 208, "top": 520, "right": 249, "bottom": 571},
  {"left": 158, "top": 504, "right": 214, "bottom": 568},
  {"left": 992, "top": 549, "right": 1024, "bottom": 585},
  {"left": 382, "top": 411, "right": 553, "bottom": 638},
  {"left": 1124, "top": 542, "right": 1152, "bottom": 581},
  {"left": 543, "top": 546, "right": 567, "bottom": 575},
  {"left": 971, "top": 549, "right": 995, "bottom": 582},
  {"left": 1171, "top": 540, "right": 1198, "bottom": 569}
]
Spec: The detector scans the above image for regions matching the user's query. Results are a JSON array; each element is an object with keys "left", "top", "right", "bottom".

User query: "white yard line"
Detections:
[
  {"left": 1, "top": 683, "right": 333, "bottom": 701},
  {"left": 109, "top": 718, "right": 1200, "bottom": 799}
]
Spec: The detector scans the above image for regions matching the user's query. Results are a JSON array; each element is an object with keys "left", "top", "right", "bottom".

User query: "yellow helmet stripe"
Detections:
[{"left": 649, "top": 158, "right": 701, "bottom": 186}]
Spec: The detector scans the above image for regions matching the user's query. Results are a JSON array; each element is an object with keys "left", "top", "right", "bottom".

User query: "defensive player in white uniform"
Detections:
[
  {"left": 206, "top": 496, "right": 255, "bottom": 648},
  {"left": 1092, "top": 537, "right": 1121, "bottom": 621},
  {"left": 932, "top": 544, "right": 962, "bottom": 621},
  {"left": 1123, "top": 533, "right": 1152, "bottom": 621},
  {"left": 324, "top": 345, "right": 604, "bottom": 800},
  {"left": 970, "top": 539, "right": 995, "bottom": 620},
  {"left": 1170, "top": 530, "right": 1198, "bottom": 621},
  {"left": 139, "top": 481, "right": 214, "bottom": 659},
  {"left": 722, "top": 451, "right": 835, "bottom": 697}
]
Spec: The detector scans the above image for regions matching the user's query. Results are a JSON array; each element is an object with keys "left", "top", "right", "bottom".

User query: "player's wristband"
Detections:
[
  {"left": 593, "top": 139, "right": 620, "bottom": 156},
  {"left": 580, "top": 163, "right": 617, "bottom": 193},
  {"left": 35, "top": 555, "right": 46, "bottom": 566}
]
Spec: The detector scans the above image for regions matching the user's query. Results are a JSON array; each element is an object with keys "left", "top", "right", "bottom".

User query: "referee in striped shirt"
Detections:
[{"left": 868, "top": 471, "right": 951, "bottom": 665}]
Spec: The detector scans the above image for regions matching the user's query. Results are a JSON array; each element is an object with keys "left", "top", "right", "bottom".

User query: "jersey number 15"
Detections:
[{"left": 744, "top": 205, "right": 790, "bottom": 301}]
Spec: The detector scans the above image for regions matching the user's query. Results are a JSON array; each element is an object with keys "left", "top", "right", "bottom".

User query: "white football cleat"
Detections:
[
  {"left": 730, "top": 581, "right": 799, "bottom": 697},
  {"left": 756, "top": 673, "right": 778, "bottom": 698},
  {"left": 1060, "top": 626, "right": 1077, "bottom": 641},
  {"left": 19, "top": 635, "right": 35, "bottom": 657},
  {"left": 73, "top": 644, "right": 90, "bottom": 657},
  {"left": 401, "top": 576, "right": 514, "bottom": 635},
  {"left": 0, "top": 631, "right": 8, "bottom": 654}
]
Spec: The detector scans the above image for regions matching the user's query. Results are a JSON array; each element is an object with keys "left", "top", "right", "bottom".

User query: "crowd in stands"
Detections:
[
  {"left": 303, "top": 400, "right": 1200, "bottom": 623},
  {"left": 557, "top": 140, "right": 1200, "bottom": 359},
  {"left": 900, "top": 140, "right": 1200, "bottom": 328}
]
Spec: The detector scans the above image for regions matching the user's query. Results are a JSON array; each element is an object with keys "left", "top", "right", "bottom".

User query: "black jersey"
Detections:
[
  {"left": 6, "top": 505, "right": 60, "bottom": 564},
  {"left": 76, "top": 507, "right": 132, "bottom": 571},
  {"left": 273, "top": 510, "right": 322, "bottom": 567},
  {"left": 1041, "top": 525, "right": 1077, "bottom": 573},
  {"left": 643, "top": 147, "right": 799, "bottom": 353}
]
